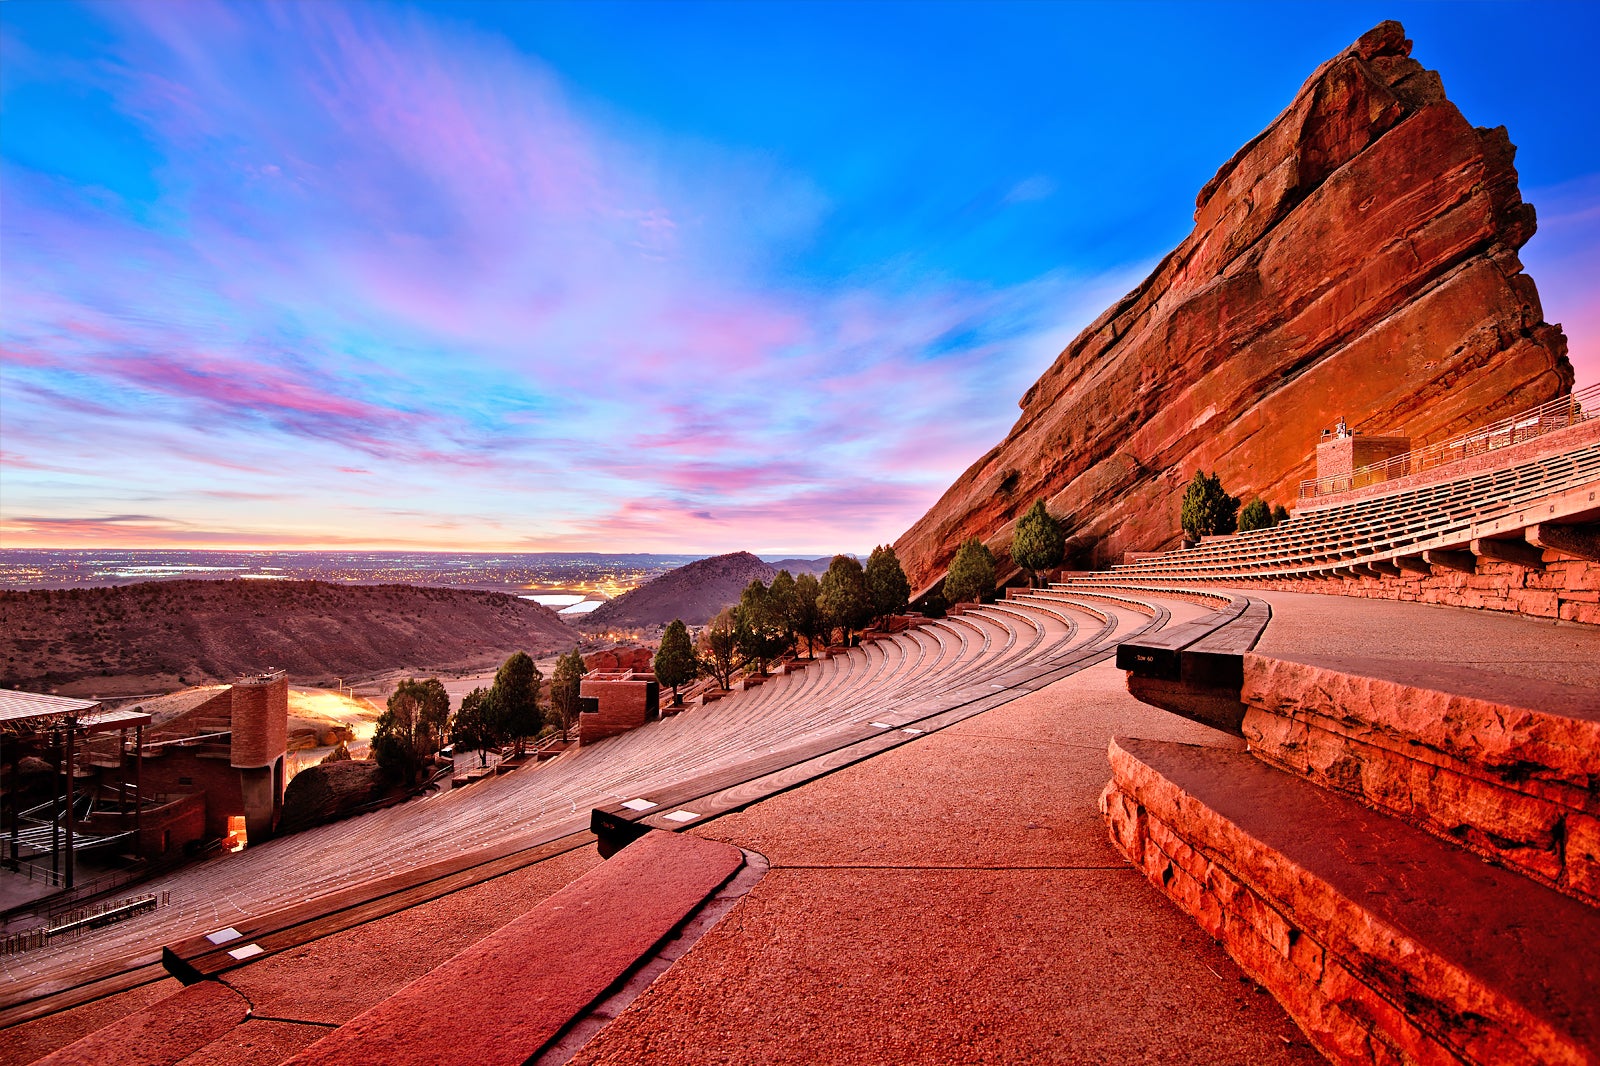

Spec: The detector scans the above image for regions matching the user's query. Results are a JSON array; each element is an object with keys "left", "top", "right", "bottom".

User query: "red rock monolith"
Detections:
[{"left": 897, "top": 21, "right": 1571, "bottom": 589}]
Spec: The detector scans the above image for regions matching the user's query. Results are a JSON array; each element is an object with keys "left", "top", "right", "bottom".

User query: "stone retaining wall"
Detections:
[
  {"left": 1242, "top": 655, "right": 1600, "bottom": 906},
  {"left": 1237, "top": 554, "right": 1599, "bottom": 624}
]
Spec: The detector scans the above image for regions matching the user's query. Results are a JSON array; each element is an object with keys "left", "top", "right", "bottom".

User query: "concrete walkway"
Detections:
[
  {"left": 568, "top": 658, "right": 1322, "bottom": 1064},
  {"left": 11, "top": 589, "right": 1597, "bottom": 1064},
  {"left": 565, "top": 590, "right": 1600, "bottom": 1064},
  {"left": 1247, "top": 588, "right": 1600, "bottom": 690}
]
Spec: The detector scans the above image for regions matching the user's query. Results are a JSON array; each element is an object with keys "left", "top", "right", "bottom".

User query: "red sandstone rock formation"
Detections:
[
  {"left": 279, "top": 759, "right": 389, "bottom": 834},
  {"left": 582, "top": 646, "right": 655, "bottom": 673},
  {"left": 896, "top": 21, "right": 1571, "bottom": 589}
]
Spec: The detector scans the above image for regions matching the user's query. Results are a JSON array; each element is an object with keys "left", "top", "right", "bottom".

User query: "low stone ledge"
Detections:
[
  {"left": 35, "top": 979, "right": 249, "bottom": 1066},
  {"left": 286, "top": 830, "right": 744, "bottom": 1066},
  {"left": 1102, "top": 736, "right": 1600, "bottom": 1066},
  {"left": 1241, "top": 653, "right": 1600, "bottom": 902}
]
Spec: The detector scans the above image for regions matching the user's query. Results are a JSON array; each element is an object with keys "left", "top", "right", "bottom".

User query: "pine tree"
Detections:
[
  {"left": 736, "top": 579, "right": 792, "bottom": 675},
  {"left": 791, "top": 572, "right": 823, "bottom": 658},
  {"left": 865, "top": 545, "right": 911, "bottom": 623},
  {"left": 489, "top": 651, "right": 542, "bottom": 756},
  {"left": 1010, "top": 499, "right": 1066, "bottom": 587},
  {"left": 372, "top": 677, "right": 451, "bottom": 785},
  {"left": 943, "top": 538, "right": 996, "bottom": 605},
  {"left": 451, "top": 687, "right": 497, "bottom": 768},
  {"left": 818, "top": 555, "right": 870, "bottom": 645},
  {"left": 698, "top": 609, "right": 741, "bottom": 690},
  {"left": 549, "top": 650, "right": 586, "bottom": 739},
  {"left": 1180, "top": 470, "right": 1240, "bottom": 541},
  {"left": 653, "top": 620, "right": 697, "bottom": 705}
]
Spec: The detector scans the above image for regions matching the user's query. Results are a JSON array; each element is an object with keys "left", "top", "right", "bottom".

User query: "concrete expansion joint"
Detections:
[
  {"left": 949, "top": 730, "right": 1112, "bottom": 751},
  {"left": 213, "top": 967, "right": 341, "bottom": 1031},
  {"left": 242, "top": 1013, "right": 340, "bottom": 1029}
]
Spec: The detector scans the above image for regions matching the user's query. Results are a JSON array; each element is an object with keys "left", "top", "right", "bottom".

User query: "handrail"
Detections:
[{"left": 1298, "top": 383, "right": 1597, "bottom": 499}]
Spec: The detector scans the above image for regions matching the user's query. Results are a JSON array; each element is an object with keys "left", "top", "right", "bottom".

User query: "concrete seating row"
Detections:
[
  {"left": 4, "top": 593, "right": 1136, "bottom": 1009},
  {"left": 1082, "top": 437, "right": 1600, "bottom": 583}
]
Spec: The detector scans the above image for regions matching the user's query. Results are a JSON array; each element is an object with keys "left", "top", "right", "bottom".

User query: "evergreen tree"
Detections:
[
  {"left": 943, "top": 538, "right": 996, "bottom": 605},
  {"left": 371, "top": 677, "right": 451, "bottom": 785},
  {"left": 818, "top": 554, "right": 870, "bottom": 645},
  {"left": 767, "top": 570, "right": 799, "bottom": 647},
  {"left": 736, "top": 579, "right": 792, "bottom": 675},
  {"left": 1180, "top": 470, "right": 1241, "bottom": 541},
  {"left": 653, "top": 619, "right": 697, "bottom": 706},
  {"left": 1237, "top": 498, "right": 1272, "bottom": 531},
  {"left": 452, "top": 687, "right": 497, "bottom": 767},
  {"left": 489, "top": 651, "right": 542, "bottom": 756},
  {"left": 549, "top": 650, "right": 586, "bottom": 739},
  {"left": 1271, "top": 504, "right": 1291, "bottom": 526},
  {"left": 791, "top": 572, "right": 823, "bottom": 658},
  {"left": 864, "top": 545, "right": 911, "bottom": 623},
  {"left": 1010, "top": 499, "right": 1066, "bottom": 587},
  {"left": 697, "top": 608, "right": 741, "bottom": 690}
]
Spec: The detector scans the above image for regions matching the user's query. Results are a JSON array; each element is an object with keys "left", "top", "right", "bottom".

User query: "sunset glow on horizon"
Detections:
[{"left": 3, "top": 1, "right": 1596, "bottom": 556}]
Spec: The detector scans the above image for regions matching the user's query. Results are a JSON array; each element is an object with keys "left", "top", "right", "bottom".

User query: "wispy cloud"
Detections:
[{"left": 0, "top": 2, "right": 1157, "bottom": 551}]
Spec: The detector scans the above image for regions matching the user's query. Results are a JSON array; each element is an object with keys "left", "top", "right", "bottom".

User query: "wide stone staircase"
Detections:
[{"left": 1096, "top": 577, "right": 1600, "bottom": 1066}]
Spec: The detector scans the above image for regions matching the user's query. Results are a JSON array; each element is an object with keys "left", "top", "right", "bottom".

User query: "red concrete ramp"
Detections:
[
  {"left": 33, "top": 981, "right": 249, "bottom": 1066},
  {"left": 285, "top": 830, "right": 744, "bottom": 1066}
]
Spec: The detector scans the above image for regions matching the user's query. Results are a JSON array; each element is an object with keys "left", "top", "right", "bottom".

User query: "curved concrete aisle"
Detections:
[{"left": 566, "top": 653, "right": 1322, "bottom": 1065}]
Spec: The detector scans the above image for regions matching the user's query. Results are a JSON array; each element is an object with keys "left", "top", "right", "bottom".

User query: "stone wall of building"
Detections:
[
  {"left": 230, "top": 670, "right": 288, "bottom": 770},
  {"left": 578, "top": 674, "right": 659, "bottom": 745},
  {"left": 136, "top": 750, "right": 245, "bottom": 842}
]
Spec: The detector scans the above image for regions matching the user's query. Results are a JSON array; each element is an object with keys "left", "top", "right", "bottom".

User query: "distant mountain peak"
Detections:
[{"left": 582, "top": 551, "right": 776, "bottom": 629}]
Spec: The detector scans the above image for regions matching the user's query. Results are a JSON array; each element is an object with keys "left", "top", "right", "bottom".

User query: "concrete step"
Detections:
[{"left": 1102, "top": 736, "right": 1600, "bottom": 1066}]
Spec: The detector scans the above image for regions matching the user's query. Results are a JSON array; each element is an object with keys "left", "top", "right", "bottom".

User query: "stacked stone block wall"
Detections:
[
  {"left": 231, "top": 672, "right": 289, "bottom": 769},
  {"left": 1100, "top": 775, "right": 1515, "bottom": 1066},
  {"left": 136, "top": 750, "right": 245, "bottom": 841},
  {"left": 578, "top": 676, "right": 659, "bottom": 745},
  {"left": 1314, "top": 434, "right": 1411, "bottom": 482},
  {"left": 1237, "top": 554, "right": 1600, "bottom": 624},
  {"left": 138, "top": 793, "right": 207, "bottom": 857},
  {"left": 1242, "top": 656, "right": 1600, "bottom": 906}
]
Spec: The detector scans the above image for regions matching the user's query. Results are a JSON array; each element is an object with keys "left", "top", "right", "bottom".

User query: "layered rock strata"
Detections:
[{"left": 897, "top": 21, "right": 1571, "bottom": 590}]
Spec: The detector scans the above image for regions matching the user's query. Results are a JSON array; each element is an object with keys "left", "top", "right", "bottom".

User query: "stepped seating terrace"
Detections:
[
  {"left": 3, "top": 590, "right": 1152, "bottom": 1018},
  {"left": 13, "top": 565, "right": 1596, "bottom": 1065},
  {"left": 1075, "top": 425, "right": 1599, "bottom": 592}
]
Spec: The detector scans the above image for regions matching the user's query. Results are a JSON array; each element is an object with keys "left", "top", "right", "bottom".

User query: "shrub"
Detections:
[{"left": 1238, "top": 499, "right": 1273, "bottom": 532}]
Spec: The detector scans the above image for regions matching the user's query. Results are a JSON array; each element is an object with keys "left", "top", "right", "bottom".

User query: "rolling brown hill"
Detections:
[
  {"left": 0, "top": 579, "right": 576, "bottom": 696},
  {"left": 581, "top": 551, "right": 776, "bottom": 630}
]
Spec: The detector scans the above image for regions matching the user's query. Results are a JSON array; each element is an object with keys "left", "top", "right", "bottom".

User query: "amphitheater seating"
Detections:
[
  {"left": 3, "top": 586, "right": 1197, "bottom": 1010},
  {"left": 1079, "top": 434, "right": 1599, "bottom": 584}
]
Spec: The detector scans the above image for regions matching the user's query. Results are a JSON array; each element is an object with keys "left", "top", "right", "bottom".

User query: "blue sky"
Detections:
[{"left": 2, "top": 1, "right": 1595, "bottom": 554}]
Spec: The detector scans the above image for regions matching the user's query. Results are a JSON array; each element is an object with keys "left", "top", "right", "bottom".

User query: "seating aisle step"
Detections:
[{"left": 1101, "top": 737, "right": 1600, "bottom": 1066}]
